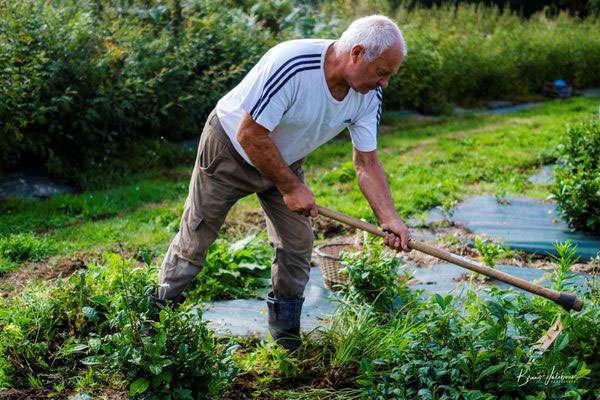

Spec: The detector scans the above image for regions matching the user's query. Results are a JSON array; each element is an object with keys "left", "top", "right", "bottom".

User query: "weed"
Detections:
[
  {"left": 549, "top": 241, "right": 579, "bottom": 292},
  {"left": 474, "top": 237, "right": 504, "bottom": 267}
]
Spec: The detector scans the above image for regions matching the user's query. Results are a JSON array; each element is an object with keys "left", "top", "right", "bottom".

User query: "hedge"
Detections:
[{"left": 1, "top": 0, "right": 600, "bottom": 186}]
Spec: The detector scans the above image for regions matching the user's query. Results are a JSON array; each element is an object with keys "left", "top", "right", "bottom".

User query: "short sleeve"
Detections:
[
  {"left": 348, "top": 86, "right": 382, "bottom": 152},
  {"left": 239, "top": 50, "right": 320, "bottom": 132}
]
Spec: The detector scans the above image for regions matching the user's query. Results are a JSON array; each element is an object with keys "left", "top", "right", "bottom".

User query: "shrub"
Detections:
[
  {"left": 2, "top": 1, "right": 600, "bottom": 184},
  {"left": 553, "top": 117, "right": 600, "bottom": 233}
]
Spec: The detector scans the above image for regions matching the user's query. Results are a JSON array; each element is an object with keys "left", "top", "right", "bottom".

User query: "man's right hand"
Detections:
[{"left": 281, "top": 183, "right": 318, "bottom": 219}]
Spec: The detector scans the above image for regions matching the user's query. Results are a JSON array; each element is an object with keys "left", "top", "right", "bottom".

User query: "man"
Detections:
[{"left": 151, "top": 15, "right": 411, "bottom": 350}]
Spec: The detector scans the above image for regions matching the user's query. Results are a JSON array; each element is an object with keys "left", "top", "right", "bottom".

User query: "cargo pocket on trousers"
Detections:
[
  {"left": 181, "top": 210, "right": 209, "bottom": 263},
  {"left": 198, "top": 135, "right": 228, "bottom": 176}
]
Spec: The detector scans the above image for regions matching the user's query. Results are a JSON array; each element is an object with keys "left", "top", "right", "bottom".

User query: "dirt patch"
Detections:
[
  {"left": 226, "top": 376, "right": 287, "bottom": 400},
  {"left": 572, "top": 261, "right": 600, "bottom": 274},
  {"left": 0, "top": 389, "right": 51, "bottom": 400},
  {"left": 399, "top": 223, "right": 481, "bottom": 267},
  {"left": 222, "top": 210, "right": 267, "bottom": 237},
  {"left": 452, "top": 271, "right": 492, "bottom": 284},
  {"left": 223, "top": 209, "right": 354, "bottom": 240},
  {"left": 0, "top": 255, "right": 87, "bottom": 298},
  {"left": 313, "top": 217, "right": 353, "bottom": 239}
]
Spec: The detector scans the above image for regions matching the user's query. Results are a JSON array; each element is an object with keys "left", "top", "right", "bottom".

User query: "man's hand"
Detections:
[
  {"left": 381, "top": 218, "right": 411, "bottom": 252},
  {"left": 281, "top": 183, "right": 318, "bottom": 219}
]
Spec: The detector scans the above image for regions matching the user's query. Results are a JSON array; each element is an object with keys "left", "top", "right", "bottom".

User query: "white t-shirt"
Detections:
[{"left": 216, "top": 38, "right": 382, "bottom": 166}]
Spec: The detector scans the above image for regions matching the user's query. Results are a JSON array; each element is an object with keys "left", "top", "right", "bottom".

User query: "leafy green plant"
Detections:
[
  {"left": 549, "top": 240, "right": 579, "bottom": 292},
  {"left": 185, "top": 234, "right": 273, "bottom": 301},
  {"left": 553, "top": 117, "right": 600, "bottom": 233},
  {"left": 474, "top": 237, "right": 504, "bottom": 267},
  {"left": 338, "top": 233, "right": 416, "bottom": 314},
  {"left": 100, "top": 306, "right": 229, "bottom": 399},
  {"left": 0, "top": 252, "right": 234, "bottom": 397}
]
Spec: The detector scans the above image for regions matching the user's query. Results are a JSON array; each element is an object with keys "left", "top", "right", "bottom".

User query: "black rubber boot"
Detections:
[
  {"left": 266, "top": 291, "right": 304, "bottom": 351},
  {"left": 143, "top": 293, "right": 185, "bottom": 336}
]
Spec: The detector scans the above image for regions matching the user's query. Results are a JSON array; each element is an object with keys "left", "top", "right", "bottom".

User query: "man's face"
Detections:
[{"left": 346, "top": 43, "right": 404, "bottom": 94}]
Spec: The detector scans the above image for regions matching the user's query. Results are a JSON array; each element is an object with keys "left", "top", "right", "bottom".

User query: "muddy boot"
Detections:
[
  {"left": 143, "top": 293, "right": 185, "bottom": 336},
  {"left": 267, "top": 291, "right": 304, "bottom": 351}
]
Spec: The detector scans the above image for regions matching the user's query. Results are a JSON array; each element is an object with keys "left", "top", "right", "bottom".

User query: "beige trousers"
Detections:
[{"left": 157, "top": 109, "right": 313, "bottom": 300}]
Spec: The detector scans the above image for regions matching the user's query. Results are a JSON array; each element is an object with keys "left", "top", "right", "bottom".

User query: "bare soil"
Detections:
[
  {"left": 0, "top": 388, "right": 127, "bottom": 400},
  {"left": 0, "top": 255, "right": 87, "bottom": 298}
]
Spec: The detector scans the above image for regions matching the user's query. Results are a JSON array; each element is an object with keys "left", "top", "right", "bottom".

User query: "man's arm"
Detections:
[
  {"left": 237, "top": 112, "right": 317, "bottom": 218},
  {"left": 353, "top": 147, "right": 411, "bottom": 252}
]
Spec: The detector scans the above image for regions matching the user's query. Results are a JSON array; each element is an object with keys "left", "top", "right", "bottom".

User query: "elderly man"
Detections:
[{"left": 151, "top": 15, "right": 410, "bottom": 350}]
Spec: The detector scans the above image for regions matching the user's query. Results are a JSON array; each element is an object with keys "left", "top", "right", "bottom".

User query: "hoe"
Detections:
[{"left": 316, "top": 205, "right": 584, "bottom": 313}]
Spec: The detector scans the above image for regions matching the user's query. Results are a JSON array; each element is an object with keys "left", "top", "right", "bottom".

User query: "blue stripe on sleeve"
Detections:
[
  {"left": 254, "top": 64, "right": 321, "bottom": 120},
  {"left": 250, "top": 53, "right": 321, "bottom": 117}
]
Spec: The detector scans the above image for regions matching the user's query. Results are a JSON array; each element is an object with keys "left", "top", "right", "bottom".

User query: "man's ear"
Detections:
[{"left": 350, "top": 44, "right": 364, "bottom": 63}]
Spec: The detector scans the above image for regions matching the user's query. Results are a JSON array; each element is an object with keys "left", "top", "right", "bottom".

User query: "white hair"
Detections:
[{"left": 336, "top": 15, "right": 407, "bottom": 62}]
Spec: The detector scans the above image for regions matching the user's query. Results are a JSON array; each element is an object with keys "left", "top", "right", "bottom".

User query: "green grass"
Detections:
[
  {"left": 308, "top": 97, "right": 598, "bottom": 220},
  {"left": 0, "top": 96, "right": 598, "bottom": 274}
]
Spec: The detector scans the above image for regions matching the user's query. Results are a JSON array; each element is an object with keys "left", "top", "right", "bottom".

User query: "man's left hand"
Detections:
[{"left": 381, "top": 218, "right": 411, "bottom": 252}]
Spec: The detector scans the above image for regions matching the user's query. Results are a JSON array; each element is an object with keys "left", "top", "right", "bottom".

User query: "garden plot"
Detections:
[
  {"left": 450, "top": 195, "right": 600, "bottom": 260},
  {"left": 202, "top": 262, "right": 592, "bottom": 338},
  {"left": 413, "top": 195, "right": 600, "bottom": 260}
]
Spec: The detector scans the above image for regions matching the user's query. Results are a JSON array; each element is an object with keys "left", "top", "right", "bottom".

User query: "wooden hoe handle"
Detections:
[{"left": 316, "top": 205, "right": 584, "bottom": 312}]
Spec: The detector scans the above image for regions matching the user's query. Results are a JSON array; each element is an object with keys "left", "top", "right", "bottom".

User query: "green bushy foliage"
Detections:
[
  {"left": 0, "top": 252, "right": 233, "bottom": 397},
  {"left": 382, "top": 4, "right": 600, "bottom": 113},
  {"left": 3, "top": 0, "right": 600, "bottom": 184},
  {"left": 553, "top": 117, "right": 600, "bottom": 233},
  {"left": 185, "top": 233, "right": 273, "bottom": 301},
  {"left": 328, "top": 240, "right": 599, "bottom": 399}
]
